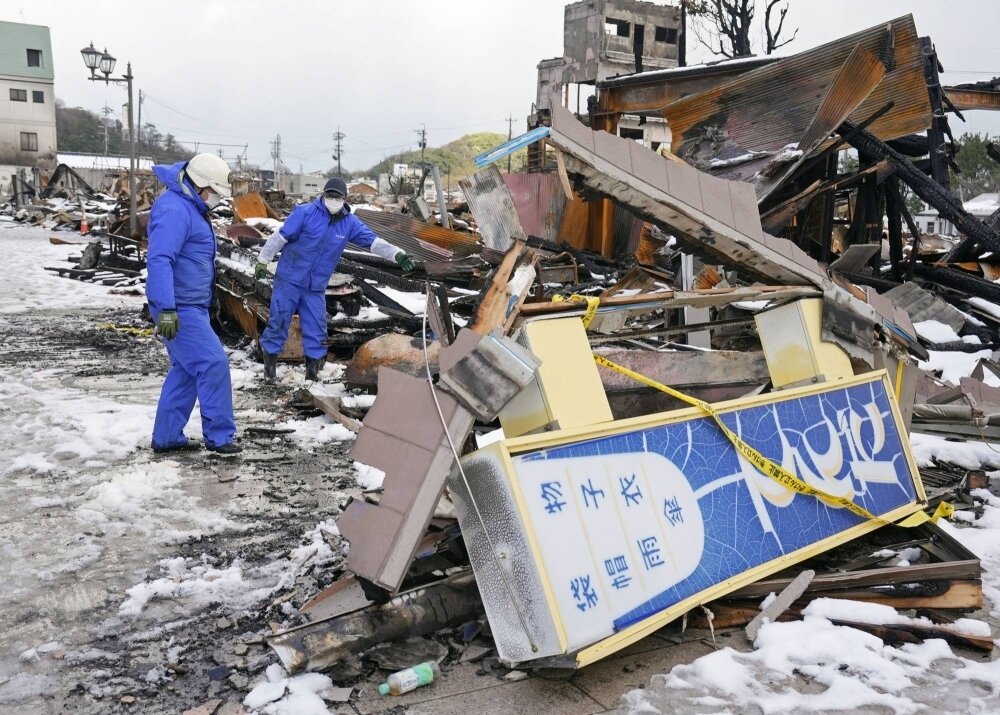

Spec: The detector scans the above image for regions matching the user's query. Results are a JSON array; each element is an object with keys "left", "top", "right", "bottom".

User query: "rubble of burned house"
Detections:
[{"left": 7, "top": 11, "right": 1000, "bottom": 704}]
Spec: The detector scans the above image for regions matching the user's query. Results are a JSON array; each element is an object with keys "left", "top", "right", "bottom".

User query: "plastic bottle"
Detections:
[{"left": 377, "top": 660, "right": 441, "bottom": 696}]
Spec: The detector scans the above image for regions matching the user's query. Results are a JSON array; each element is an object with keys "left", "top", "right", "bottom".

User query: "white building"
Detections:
[
  {"left": 914, "top": 192, "right": 1000, "bottom": 237},
  {"left": 0, "top": 20, "right": 57, "bottom": 193},
  {"left": 57, "top": 152, "right": 154, "bottom": 192},
  {"left": 279, "top": 172, "right": 325, "bottom": 198}
]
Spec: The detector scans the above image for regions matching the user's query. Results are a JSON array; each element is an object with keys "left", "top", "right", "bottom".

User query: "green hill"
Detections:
[
  {"left": 55, "top": 100, "right": 193, "bottom": 163},
  {"left": 351, "top": 132, "right": 509, "bottom": 182}
]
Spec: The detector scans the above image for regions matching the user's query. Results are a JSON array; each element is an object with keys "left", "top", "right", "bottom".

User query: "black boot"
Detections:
[
  {"left": 305, "top": 356, "right": 325, "bottom": 381},
  {"left": 262, "top": 351, "right": 278, "bottom": 382}
]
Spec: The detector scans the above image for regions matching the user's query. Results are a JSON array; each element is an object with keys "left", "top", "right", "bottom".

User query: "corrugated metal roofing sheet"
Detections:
[
  {"left": 460, "top": 166, "right": 528, "bottom": 251},
  {"left": 882, "top": 282, "right": 966, "bottom": 331},
  {"left": 353, "top": 209, "right": 480, "bottom": 261},
  {"left": 662, "top": 15, "right": 931, "bottom": 160},
  {"left": 502, "top": 172, "right": 566, "bottom": 243}
]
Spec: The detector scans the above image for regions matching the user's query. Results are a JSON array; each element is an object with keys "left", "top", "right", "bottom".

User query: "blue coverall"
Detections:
[
  {"left": 145, "top": 161, "right": 237, "bottom": 450},
  {"left": 260, "top": 198, "right": 381, "bottom": 359}
]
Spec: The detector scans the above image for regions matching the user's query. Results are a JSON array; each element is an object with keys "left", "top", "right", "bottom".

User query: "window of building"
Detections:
[
  {"left": 927, "top": 221, "right": 936, "bottom": 234},
  {"left": 32, "top": 90, "right": 44, "bottom": 103},
  {"left": 20, "top": 132, "right": 38, "bottom": 151},
  {"left": 619, "top": 127, "right": 644, "bottom": 141},
  {"left": 655, "top": 26, "right": 679, "bottom": 44},
  {"left": 26, "top": 49, "right": 42, "bottom": 67},
  {"left": 605, "top": 18, "right": 630, "bottom": 37},
  {"left": 9, "top": 88, "right": 27, "bottom": 102}
]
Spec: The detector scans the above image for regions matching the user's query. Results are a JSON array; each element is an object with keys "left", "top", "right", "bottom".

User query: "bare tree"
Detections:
[
  {"left": 688, "top": 0, "right": 797, "bottom": 59},
  {"left": 764, "top": 0, "right": 798, "bottom": 54}
]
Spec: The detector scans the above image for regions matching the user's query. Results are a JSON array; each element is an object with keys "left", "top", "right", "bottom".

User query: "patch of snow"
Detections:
[
  {"left": 708, "top": 151, "right": 769, "bottom": 168},
  {"left": 364, "top": 281, "right": 427, "bottom": 315},
  {"left": 939, "top": 489, "right": 1000, "bottom": 617},
  {"left": 341, "top": 393, "right": 375, "bottom": 410},
  {"left": 771, "top": 144, "right": 804, "bottom": 163},
  {"left": 279, "top": 415, "right": 356, "bottom": 448},
  {"left": 118, "top": 518, "right": 343, "bottom": 620},
  {"left": 353, "top": 461, "right": 385, "bottom": 490},
  {"left": 1, "top": 370, "right": 155, "bottom": 474},
  {"left": 909, "top": 433, "right": 1000, "bottom": 470},
  {"left": 967, "top": 297, "right": 1000, "bottom": 321},
  {"left": 913, "top": 320, "right": 962, "bottom": 344},
  {"left": 0, "top": 225, "right": 140, "bottom": 314},
  {"left": 245, "top": 217, "right": 283, "bottom": 234},
  {"left": 75, "top": 460, "right": 251, "bottom": 542},
  {"left": 918, "top": 349, "right": 993, "bottom": 386},
  {"left": 963, "top": 334, "right": 983, "bottom": 345}
]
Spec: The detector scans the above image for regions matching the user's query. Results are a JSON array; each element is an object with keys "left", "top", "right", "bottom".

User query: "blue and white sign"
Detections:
[{"left": 509, "top": 375, "right": 922, "bottom": 652}]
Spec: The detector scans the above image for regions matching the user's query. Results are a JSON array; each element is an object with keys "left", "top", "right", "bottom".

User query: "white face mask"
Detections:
[
  {"left": 204, "top": 190, "right": 223, "bottom": 210},
  {"left": 324, "top": 197, "right": 344, "bottom": 214}
]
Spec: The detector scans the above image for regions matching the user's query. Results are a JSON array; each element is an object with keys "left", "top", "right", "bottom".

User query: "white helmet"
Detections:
[{"left": 186, "top": 154, "right": 233, "bottom": 198}]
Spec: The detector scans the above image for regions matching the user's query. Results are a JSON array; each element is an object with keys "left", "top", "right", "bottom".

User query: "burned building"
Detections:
[{"left": 536, "top": 0, "right": 681, "bottom": 115}]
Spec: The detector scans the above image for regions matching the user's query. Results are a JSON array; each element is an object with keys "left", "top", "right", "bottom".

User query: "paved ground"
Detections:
[
  {"left": 1, "top": 223, "right": 996, "bottom": 715},
  {"left": 2, "top": 224, "right": 719, "bottom": 714}
]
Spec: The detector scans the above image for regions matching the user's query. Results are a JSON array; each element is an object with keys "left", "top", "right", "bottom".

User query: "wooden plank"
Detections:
[
  {"left": 518, "top": 286, "right": 820, "bottom": 317},
  {"left": 728, "top": 560, "right": 983, "bottom": 598},
  {"left": 697, "top": 580, "right": 984, "bottom": 629},
  {"left": 470, "top": 241, "right": 522, "bottom": 335},
  {"left": 310, "top": 391, "right": 362, "bottom": 433}
]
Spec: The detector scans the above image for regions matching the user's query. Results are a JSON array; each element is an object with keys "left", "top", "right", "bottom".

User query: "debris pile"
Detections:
[{"left": 6, "top": 11, "right": 1000, "bottom": 709}]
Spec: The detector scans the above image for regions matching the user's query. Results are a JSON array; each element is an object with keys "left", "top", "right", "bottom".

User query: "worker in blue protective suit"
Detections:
[
  {"left": 255, "top": 177, "right": 415, "bottom": 382},
  {"left": 145, "top": 154, "right": 241, "bottom": 455}
]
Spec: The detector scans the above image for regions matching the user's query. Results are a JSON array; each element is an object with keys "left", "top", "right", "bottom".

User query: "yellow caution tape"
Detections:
[
  {"left": 895, "top": 501, "right": 954, "bottom": 527},
  {"left": 97, "top": 322, "right": 154, "bottom": 337},
  {"left": 552, "top": 293, "right": 601, "bottom": 329},
  {"left": 592, "top": 353, "right": 951, "bottom": 527}
]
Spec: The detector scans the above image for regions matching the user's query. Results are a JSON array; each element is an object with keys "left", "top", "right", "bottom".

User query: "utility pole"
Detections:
[
  {"left": 271, "top": 133, "right": 282, "bottom": 190},
  {"left": 136, "top": 89, "right": 143, "bottom": 147},
  {"left": 416, "top": 123, "right": 427, "bottom": 169},
  {"left": 102, "top": 102, "right": 111, "bottom": 156},
  {"left": 332, "top": 126, "right": 345, "bottom": 176},
  {"left": 506, "top": 113, "right": 515, "bottom": 173}
]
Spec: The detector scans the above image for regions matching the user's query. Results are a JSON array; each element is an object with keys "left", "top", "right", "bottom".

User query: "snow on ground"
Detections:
[
  {"left": 941, "top": 488, "right": 1000, "bottom": 619},
  {"left": 280, "top": 415, "right": 356, "bottom": 448},
  {"left": 1, "top": 368, "right": 155, "bottom": 474},
  {"left": 0, "top": 223, "right": 141, "bottom": 314},
  {"left": 244, "top": 664, "right": 333, "bottom": 714},
  {"left": 118, "top": 519, "right": 339, "bottom": 622},
  {"left": 620, "top": 614, "right": 998, "bottom": 714},
  {"left": 75, "top": 459, "right": 252, "bottom": 543}
]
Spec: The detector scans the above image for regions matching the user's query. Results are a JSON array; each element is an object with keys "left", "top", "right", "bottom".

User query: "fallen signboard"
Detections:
[{"left": 450, "top": 370, "right": 927, "bottom": 667}]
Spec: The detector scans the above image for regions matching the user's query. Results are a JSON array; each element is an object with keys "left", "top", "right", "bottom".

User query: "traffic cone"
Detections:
[{"left": 80, "top": 211, "right": 89, "bottom": 235}]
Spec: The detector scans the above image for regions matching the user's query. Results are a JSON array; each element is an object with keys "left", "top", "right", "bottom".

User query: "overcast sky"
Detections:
[{"left": 8, "top": 1, "right": 1000, "bottom": 173}]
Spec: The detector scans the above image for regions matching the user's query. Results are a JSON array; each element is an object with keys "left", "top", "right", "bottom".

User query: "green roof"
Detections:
[{"left": 0, "top": 21, "right": 54, "bottom": 81}]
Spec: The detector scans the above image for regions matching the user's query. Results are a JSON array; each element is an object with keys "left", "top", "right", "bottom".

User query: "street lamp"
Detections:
[{"left": 80, "top": 42, "right": 138, "bottom": 237}]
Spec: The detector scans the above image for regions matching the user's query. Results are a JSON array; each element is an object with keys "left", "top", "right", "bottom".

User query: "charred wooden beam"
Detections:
[
  {"left": 844, "top": 121, "right": 1000, "bottom": 260},
  {"left": 885, "top": 178, "right": 905, "bottom": 282},
  {"left": 922, "top": 38, "right": 951, "bottom": 188}
]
